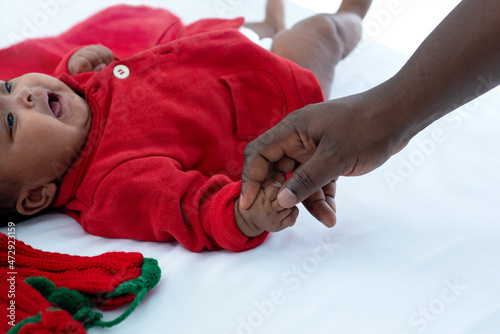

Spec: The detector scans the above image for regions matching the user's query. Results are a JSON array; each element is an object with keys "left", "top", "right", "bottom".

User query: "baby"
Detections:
[{"left": 0, "top": 0, "right": 370, "bottom": 251}]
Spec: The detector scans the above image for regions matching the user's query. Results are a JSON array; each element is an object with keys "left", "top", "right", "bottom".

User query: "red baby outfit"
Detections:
[{"left": 0, "top": 5, "right": 324, "bottom": 252}]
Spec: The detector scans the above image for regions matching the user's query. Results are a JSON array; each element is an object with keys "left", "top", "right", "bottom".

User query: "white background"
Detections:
[
  {"left": 290, "top": 0, "right": 462, "bottom": 55},
  {"left": 1, "top": 0, "right": 462, "bottom": 55}
]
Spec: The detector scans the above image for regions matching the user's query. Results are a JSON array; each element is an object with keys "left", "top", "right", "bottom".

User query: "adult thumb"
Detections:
[{"left": 277, "top": 152, "right": 341, "bottom": 208}]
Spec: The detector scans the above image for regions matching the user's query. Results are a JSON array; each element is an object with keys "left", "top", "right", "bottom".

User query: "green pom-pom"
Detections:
[
  {"left": 24, "top": 277, "right": 57, "bottom": 299},
  {"left": 49, "top": 287, "right": 90, "bottom": 314}
]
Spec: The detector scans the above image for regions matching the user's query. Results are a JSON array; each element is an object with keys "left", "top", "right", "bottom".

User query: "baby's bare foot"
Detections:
[
  {"left": 329, "top": 0, "right": 371, "bottom": 58},
  {"left": 327, "top": 12, "right": 363, "bottom": 59}
]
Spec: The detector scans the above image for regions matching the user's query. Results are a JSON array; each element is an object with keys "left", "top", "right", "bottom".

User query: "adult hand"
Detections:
[
  {"left": 240, "top": 91, "right": 408, "bottom": 227},
  {"left": 240, "top": 0, "right": 500, "bottom": 227}
]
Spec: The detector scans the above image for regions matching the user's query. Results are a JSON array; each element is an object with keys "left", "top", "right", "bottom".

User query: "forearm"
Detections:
[{"left": 382, "top": 0, "right": 500, "bottom": 143}]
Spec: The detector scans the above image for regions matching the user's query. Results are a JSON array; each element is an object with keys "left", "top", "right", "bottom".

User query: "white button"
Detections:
[{"left": 113, "top": 65, "right": 130, "bottom": 79}]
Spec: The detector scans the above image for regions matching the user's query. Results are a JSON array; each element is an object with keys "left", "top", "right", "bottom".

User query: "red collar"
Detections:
[{"left": 53, "top": 72, "right": 101, "bottom": 208}]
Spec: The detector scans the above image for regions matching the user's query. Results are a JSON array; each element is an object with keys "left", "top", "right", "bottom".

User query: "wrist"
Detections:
[
  {"left": 361, "top": 78, "right": 435, "bottom": 154},
  {"left": 234, "top": 199, "right": 263, "bottom": 237},
  {"left": 333, "top": 83, "right": 412, "bottom": 159}
]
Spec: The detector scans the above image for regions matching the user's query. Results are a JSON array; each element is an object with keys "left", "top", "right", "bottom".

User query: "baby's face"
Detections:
[{"left": 0, "top": 73, "right": 91, "bottom": 190}]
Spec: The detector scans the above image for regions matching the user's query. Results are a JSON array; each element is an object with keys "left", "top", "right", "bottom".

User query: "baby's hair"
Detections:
[
  {"left": 1, "top": 178, "right": 59, "bottom": 226},
  {"left": 0, "top": 177, "right": 23, "bottom": 226}
]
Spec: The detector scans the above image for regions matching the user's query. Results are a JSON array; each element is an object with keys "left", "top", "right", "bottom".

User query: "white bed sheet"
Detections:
[{"left": 1, "top": 1, "right": 500, "bottom": 333}]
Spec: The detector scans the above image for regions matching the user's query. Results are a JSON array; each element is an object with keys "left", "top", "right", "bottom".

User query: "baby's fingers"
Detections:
[
  {"left": 280, "top": 206, "right": 299, "bottom": 230},
  {"left": 94, "top": 45, "right": 114, "bottom": 65},
  {"left": 263, "top": 181, "right": 286, "bottom": 212},
  {"left": 69, "top": 56, "right": 94, "bottom": 75},
  {"left": 83, "top": 45, "right": 114, "bottom": 67},
  {"left": 94, "top": 63, "right": 107, "bottom": 72},
  {"left": 267, "top": 206, "right": 299, "bottom": 232},
  {"left": 68, "top": 45, "right": 114, "bottom": 75}
]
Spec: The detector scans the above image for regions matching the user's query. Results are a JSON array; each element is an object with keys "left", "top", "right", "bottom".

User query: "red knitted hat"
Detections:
[{"left": 0, "top": 233, "right": 161, "bottom": 333}]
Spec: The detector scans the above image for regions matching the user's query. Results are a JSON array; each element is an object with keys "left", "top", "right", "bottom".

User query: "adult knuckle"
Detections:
[{"left": 243, "top": 143, "right": 257, "bottom": 159}]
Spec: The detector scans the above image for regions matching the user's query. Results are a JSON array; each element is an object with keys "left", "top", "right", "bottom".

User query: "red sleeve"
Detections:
[
  {"left": 53, "top": 44, "right": 121, "bottom": 78},
  {"left": 0, "top": 5, "right": 182, "bottom": 80},
  {"left": 83, "top": 157, "right": 268, "bottom": 252}
]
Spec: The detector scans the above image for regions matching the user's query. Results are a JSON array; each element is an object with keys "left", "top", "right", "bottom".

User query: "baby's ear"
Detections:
[{"left": 16, "top": 183, "right": 58, "bottom": 216}]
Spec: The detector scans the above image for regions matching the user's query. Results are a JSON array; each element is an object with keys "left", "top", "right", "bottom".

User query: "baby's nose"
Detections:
[{"left": 16, "top": 86, "right": 35, "bottom": 108}]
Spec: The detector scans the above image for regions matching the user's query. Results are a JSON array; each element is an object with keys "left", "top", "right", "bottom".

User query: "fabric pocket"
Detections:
[{"left": 220, "top": 70, "right": 286, "bottom": 140}]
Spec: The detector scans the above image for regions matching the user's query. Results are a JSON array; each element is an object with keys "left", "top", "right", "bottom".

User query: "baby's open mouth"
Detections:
[{"left": 48, "top": 93, "right": 62, "bottom": 118}]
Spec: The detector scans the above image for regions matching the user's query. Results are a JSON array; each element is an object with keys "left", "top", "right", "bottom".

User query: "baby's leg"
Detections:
[
  {"left": 271, "top": 0, "right": 371, "bottom": 99},
  {"left": 244, "top": 0, "right": 285, "bottom": 39}
]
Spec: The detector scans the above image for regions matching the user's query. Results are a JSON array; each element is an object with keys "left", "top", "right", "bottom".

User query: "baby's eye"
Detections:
[
  {"left": 5, "top": 81, "right": 12, "bottom": 93},
  {"left": 7, "top": 114, "right": 14, "bottom": 133}
]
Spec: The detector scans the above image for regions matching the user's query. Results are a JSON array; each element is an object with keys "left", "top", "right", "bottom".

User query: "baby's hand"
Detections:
[
  {"left": 68, "top": 45, "right": 114, "bottom": 75},
  {"left": 235, "top": 181, "right": 299, "bottom": 237}
]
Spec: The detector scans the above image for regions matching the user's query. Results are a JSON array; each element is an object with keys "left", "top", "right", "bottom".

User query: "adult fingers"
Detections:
[
  {"left": 268, "top": 155, "right": 297, "bottom": 186},
  {"left": 277, "top": 146, "right": 343, "bottom": 208},
  {"left": 240, "top": 122, "right": 296, "bottom": 210},
  {"left": 239, "top": 160, "right": 267, "bottom": 211},
  {"left": 301, "top": 182, "right": 337, "bottom": 227},
  {"left": 323, "top": 181, "right": 337, "bottom": 213}
]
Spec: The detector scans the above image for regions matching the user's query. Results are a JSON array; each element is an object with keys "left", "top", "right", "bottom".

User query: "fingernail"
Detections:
[
  {"left": 272, "top": 181, "right": 282, "bottom": 188},
  {"left": 277, "top": 188, "right": 297, "bottom": 208},
  {"left": 239, "top": 193, "right": 244, "bottom": 207}
]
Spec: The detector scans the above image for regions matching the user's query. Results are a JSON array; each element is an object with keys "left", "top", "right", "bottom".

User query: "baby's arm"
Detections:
[
  {"left": 235, "top": 182, "right": 299, "bottom": 237},
  {"left": 68, "top": 45, "right": 114, "bottom": 75}
]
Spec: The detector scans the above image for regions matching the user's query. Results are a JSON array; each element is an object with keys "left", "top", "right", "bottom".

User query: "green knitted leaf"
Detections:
[
  {"left": 48, "top": 287, "right": 90, "bottom": 314},
  {"left": 7, "top": 314, "right": 41, "bottom": 334},
  {"left": 141, "top": 258, "right": 161, "bottom": 290},
  {"left": 24, "top": 277, "right": 57, "bottom": 299}
]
